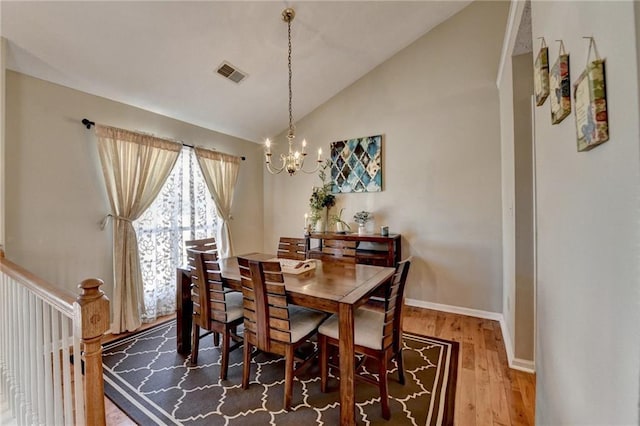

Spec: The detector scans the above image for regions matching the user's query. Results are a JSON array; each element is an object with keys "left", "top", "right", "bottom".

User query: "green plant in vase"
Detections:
[
  {"left": 309, "top": 160, "right": 335, "bottom": 232},
  {"left": 330, "top": 208, "right": 351, "bottom": 233},
  {"left": 353, "top": 210, "right": 373, "bottom": 235}
]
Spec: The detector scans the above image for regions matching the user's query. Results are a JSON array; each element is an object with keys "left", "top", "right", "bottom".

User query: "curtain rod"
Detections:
[{"left": 81, "top": 118, "right": 246, "bottom": 161}]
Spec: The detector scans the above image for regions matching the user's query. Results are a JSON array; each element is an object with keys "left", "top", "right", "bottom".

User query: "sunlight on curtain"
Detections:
[
  {"left": 195, "top": 148, "right": 241, "bottom": 258},
  {"left": 134, "top": 147, "right": 217, "bottom": 323}
]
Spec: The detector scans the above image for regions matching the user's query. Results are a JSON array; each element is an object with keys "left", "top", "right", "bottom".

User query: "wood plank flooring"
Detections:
[{"left": 105, "top": 307, "right": 535, "bottom": 425}]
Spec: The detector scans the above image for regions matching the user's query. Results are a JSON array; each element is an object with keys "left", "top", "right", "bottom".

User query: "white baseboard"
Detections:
[
  {"left": 405, "top": 298, "right": 502, "bottom": 321},
  {"left": 405, "top": 298, "right": 535, "bottom": 373},
  {"left": 511, "top": 357, "right": 536, "bottom": 373}
]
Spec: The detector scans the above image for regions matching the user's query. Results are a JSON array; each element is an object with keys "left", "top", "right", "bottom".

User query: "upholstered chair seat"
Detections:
[{"left": 318, "top": 308, "right": 385, "bottom": 350}]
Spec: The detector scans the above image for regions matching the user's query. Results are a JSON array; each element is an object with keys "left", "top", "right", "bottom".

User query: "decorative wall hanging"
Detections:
[
  {"left": 574, "top": 36, "right": 608, "bottom": 152},
  {"left": 550, "top": 40, "right": 571, "bottom": 124},
  {"left": 534, "top": 38, "right": 550, "bottom": 106},
  {"left": 330, "top": 134, "right": 382, "bottom": 193}
]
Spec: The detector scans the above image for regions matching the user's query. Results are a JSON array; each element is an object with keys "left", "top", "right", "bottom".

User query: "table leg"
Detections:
[
  {"left": 339, "top": 302, "right": 356, "bottom": 426},
  {"left": 176, "top": 268, "right": 192, "bottom": 355}
]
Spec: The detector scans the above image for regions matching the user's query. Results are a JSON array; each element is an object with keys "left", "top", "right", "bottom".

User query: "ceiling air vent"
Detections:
[{"left": 216, "top": 61, "right": 247, "bottom": 84}]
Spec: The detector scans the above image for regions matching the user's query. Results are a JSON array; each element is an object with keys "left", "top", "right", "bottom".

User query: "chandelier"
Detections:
[{"left": 264, "top": 8, "right": 322, "bottom": 176}]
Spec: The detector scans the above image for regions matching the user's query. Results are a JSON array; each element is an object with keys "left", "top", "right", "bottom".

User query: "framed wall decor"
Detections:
[
  {"left": 330, "top": 134, "right": 382, "bottom": 193},
  {"left": 574, "top": 59, "right": 608, "bottom": 151},
  {"left": 574, "top": 37, "right": 608, "bottom": 152},
  {"left": 534, "top": 38, "right": 550, "bottom": 106},
  {"left": 550, "top": 42, "right": 571, "bottom": 124}
]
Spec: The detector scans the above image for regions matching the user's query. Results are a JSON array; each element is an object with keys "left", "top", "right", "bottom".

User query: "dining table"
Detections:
[{"left": 175, "top": 252, "right": 395, "bottom": 426}]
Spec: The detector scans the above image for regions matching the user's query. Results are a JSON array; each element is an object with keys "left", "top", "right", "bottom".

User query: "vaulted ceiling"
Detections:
[{"left": 1, "top": 1, "right": 472, "bottom": 142}]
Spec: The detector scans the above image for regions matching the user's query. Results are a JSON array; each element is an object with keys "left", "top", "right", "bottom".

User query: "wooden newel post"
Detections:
[{"left": 74, "top": 278, "right": 110, "bottom": 426}]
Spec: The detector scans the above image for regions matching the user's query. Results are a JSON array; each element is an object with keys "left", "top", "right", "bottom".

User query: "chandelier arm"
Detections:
[
  {"left": 298, "top": 160, "right": 323, "bottom": 174},
  {"left": 265, "top": 161, "right": 285, "bottom": 175}
]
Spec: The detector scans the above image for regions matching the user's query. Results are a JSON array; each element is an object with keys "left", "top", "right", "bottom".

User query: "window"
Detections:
[{"left": 134, "top": 147, "right": 217, "bottom": 322}]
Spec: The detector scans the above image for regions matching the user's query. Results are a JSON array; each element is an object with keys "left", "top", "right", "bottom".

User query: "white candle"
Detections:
[
  {"left": 318, "top": 148, "right": 322, "bottom": 161},
  {"left": 265, "top": 138, "right": 271, "bottom": 154},
  {"left": 304, "top": 213, "right": 308, "bottom": 227}
]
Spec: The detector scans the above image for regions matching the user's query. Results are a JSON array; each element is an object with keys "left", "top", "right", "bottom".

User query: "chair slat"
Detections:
[
  {"left": 266, "top": 294, "right": 288, "bottom": 308},
  {"left": 265, "top": 305, "right": 289, "bottom": 320},
  {"left": 264, "top": 282, "right": 286, "bottom": 295},
  {"left": 277, "top": 237, "right": 307, "bottom": 261},
  {"left": 269, "top": 329, "right": 292, "bottom": 343}
]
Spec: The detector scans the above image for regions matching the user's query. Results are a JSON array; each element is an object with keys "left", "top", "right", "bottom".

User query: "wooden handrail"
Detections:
[
  {"left": 0, "top": 246, "right": 110, "bottom": 425},
  {"left": 0, "top": 248, "right": 75, "bottom": 317}
]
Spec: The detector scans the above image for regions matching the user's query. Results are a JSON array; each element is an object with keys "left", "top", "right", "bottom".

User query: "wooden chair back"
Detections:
[
  {"left": 238, "top": 257, "right": 292, "bottom": 354},
  {"left": 381, "top": 260, "right": 411, "bottom": 350},
  {"left": 188, "top": 249, "right": 231, "bottom": 327},
  {"left": 320, "top": 239, "right": 357, "bottom": 264},
  {"left": 185, "top": 237, "right": 217, "bottom": 269},
  {"left": 277, "top": 237, "right": 307, "bottom": 260}
]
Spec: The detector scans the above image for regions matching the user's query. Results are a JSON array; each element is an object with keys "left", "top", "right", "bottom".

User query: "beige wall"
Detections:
[
  {"left": 0, "top": 38, "right": 5, "bottom": 247},
  {"left": 512, "top": 52, "right": 534, "bottom": 362},
  {"left": 265, "top": 1, "right": 509, "bottom": 312},
  {"left": 5, "top": 71, "right": 264, "bottom": 301},
  {"left": 530, "top": 1, "right": 640, "bottom": 423}
]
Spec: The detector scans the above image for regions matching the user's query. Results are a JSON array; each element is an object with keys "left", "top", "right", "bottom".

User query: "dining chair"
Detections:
[
  {"left": 318, "top": 259, "right": 411, "bottom": 420},
  {"left": 185, "top": 236, "right": 217, "bottom": 252},
  {"left": 277, "top": 237, "right": 307, "bottom": 260},
  {"left": 319, "top": 239, "right": 357, "bottom": 264},
  {"left": 238, "top": 257, "right": 327, "bottom": 411},
  {"left": 188, "top": 248, "right": 244, "bottom": 380},
  {"left": 185, "top": 237, "right": 224, "bottom": 345}
]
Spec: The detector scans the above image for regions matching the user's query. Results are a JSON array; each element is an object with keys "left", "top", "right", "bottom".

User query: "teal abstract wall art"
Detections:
[{"left": 330, "top": 134, "right": 382, "bottom": 193}]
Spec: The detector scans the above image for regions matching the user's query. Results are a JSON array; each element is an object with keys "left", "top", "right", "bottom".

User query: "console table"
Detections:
[{"left": 306, "top": 232, "right": 401, "bottom": 267}]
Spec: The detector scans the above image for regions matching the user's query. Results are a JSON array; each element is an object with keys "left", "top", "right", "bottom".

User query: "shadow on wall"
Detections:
[{"left": 402, "top": 236, "right": 496, "bottom": 311}]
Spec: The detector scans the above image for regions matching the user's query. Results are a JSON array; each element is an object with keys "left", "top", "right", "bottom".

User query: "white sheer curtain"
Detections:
[
  {"left": 96, "top": 125, "right": 181, "bottom": 333},
  {"left": 195, "top": 148, "right": 241, "bottom": 258},
  {"left": 134, "top": 147, "right": 218, "bottom": 323}
]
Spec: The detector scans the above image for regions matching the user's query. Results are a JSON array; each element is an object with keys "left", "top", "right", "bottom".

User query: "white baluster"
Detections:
[
  {"left": 51, "top": 310, "right": 63, "bottom": 425},
  {"left": 35, "top": 298, "right": 45, "bottom": 424},
  {"left": 72, "top": 329, "right": 85, "bottom": 426},
  {"left": 61, "top": 317, "right": 72, "bottom": 424},
  {"left": 27, "top": 293, "right": 36, "bottom": 423},
  {"left": 43, "top": 304, "right": 53, "bottom": 422}
]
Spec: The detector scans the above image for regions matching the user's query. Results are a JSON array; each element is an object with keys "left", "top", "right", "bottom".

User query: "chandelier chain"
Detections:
[{"left": 287, "top": 16, "right": 294, "bottom": 137}]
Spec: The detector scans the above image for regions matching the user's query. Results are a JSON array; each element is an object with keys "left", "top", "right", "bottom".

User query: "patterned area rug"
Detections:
[{"left": 103, "top": 320, "right": 458, "bottom": 425}]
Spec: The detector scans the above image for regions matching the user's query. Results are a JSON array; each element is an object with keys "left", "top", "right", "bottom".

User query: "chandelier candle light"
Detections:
[{"left": 264, "top": 8, "right": 322, "bottom": 176}]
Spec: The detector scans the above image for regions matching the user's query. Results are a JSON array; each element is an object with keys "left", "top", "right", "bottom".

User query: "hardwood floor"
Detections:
[
  {"left": 104, "top": 307, "right": 535, "bottom": 425},
  {"left": 402, "top": 306, "right": 536, "bottom": 426}
]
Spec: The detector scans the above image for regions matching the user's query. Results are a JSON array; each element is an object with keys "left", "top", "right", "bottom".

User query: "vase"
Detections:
[{"left": 358, "top": 224, "right": 366, "bottom": 235}]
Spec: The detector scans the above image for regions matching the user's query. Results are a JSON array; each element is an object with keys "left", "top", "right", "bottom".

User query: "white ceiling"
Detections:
[{"left": 1, "top": 1, "right": 471, "bottom": 143}]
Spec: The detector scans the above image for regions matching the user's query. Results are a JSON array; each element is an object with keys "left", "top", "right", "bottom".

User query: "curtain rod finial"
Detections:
[{"left": 82, "top": 118, "right": 95, "bottom": 129}]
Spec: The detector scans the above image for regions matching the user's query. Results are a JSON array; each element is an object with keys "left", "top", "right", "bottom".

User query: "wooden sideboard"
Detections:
[{"left": 306, "top": 232, "right": 401, "bottom": 267}]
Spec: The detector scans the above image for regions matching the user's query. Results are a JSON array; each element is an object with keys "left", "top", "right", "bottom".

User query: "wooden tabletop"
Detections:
[{"left": 220, "top": 253, "right": 395, "bottom": 312}]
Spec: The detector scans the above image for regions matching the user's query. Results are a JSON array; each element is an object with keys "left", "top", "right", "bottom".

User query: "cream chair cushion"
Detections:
[
  {"left": 287, "top": 305, "right": 327, "bottom": 343},
  {"left": 223, "top": 291, "right": 244, "bottom": 323},
  {"left": 318, "top": 308, "right": 385, "bottom": 350}
]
